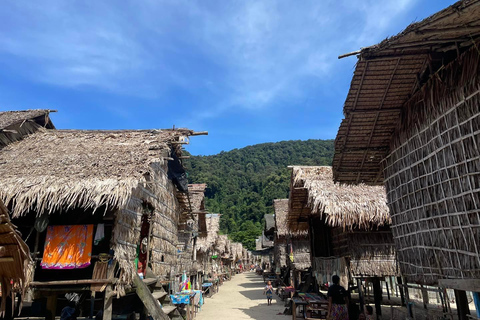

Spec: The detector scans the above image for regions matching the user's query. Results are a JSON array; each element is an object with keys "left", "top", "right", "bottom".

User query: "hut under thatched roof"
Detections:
[
  {"left": 288, "top": 166, "right": 396, "bottom": 279},
  {"left": 0, "top": 109, "right": 55, "bottom": 148},
  {"left": 0, "top": 127, "right": 203, "bottom": 319},
  {"left": 332, "top": 0, "right": 480, "bottom": 293},
  {"left": 177, "top": 184, "right": 208, "bottom": 276},
  {"left": 0, "top": 200, "right": 32, "bottom": 316},
  {"left": 333, "top": 0, "right": 480, "bottom": 185},
  {"left": 273, "top": 199, "right": 288, "bottom": 269}
]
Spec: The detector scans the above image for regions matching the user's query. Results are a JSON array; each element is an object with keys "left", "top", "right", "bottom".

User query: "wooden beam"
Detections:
[
  {"left": 133, "top": 273, "right": 170, "bottom": 320},
  {"left": 30, "top": 279, "right": 114, "bottom": 286},
  {"left": 438, "top": 279, "right": 480, "bottom": 292}
]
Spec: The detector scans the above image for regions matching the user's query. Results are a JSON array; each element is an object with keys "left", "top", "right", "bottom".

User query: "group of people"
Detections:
[{"left": 263, "top": 274, "right": 374, "bottom": 320}]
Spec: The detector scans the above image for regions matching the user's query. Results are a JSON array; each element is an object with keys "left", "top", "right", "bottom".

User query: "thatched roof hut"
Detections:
[
  {"left": 333, "top": 0, "right": 480, "bottom": 288},
  {"left": 273, "top": 199, "right": 288, "bottom": 268},
  {"left": 0, "top": 200, "right": 32, "bottom": 316},
  {"left": 264, "top": 214, "right": 275, "bottom": 234},
  {"left": 288, "top": 166, "right": 396, "bottom": 277},
  {"left": 0, "top": 128, "right": 198, "bottom": 291},
  {"left": 333, "top": 0, "right": 480, "bottom": 185},
  {"left": 177, "top": 184, "right": 208, "bottom": 275},
  {"left": 0, "top": 109, "right": 55, "bottom": 148}
]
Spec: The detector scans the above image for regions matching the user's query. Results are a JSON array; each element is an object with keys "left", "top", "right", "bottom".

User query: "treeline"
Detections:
[{"left": 186, "top": 139, "right": 334, "bottom": 250}]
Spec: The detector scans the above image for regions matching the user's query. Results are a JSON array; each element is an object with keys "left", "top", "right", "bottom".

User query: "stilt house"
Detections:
[
  {"left": 332, "top": 1, "right": 480, "bottom": 310},
  {"left": 0, "top": 128, "right": 204, "bottom": 320},
  {"left": 287, "top": 166, "right": 395, "bottom": 289}
]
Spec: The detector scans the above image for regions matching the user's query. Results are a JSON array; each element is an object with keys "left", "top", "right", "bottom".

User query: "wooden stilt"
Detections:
[
  {"left": 473, "top": 292, "right": 480, "bottom": 318},
  {"left": 103, "top": 285, "right": 113, "bottom": 320},
  {"left": 372, "top": 277, "right": 382, "bottom": 320},
  {"left": 421, "top": 285, "right": 429, "bottom": 309},
  {"left": 46, "top": 294, "right": 57, "bottom": 320},
  {"left": 454, "top": 289, "right": 470, "bottom": 320},
  {"left": 357, "top": 278, "right": 365, "bottom": 313}
]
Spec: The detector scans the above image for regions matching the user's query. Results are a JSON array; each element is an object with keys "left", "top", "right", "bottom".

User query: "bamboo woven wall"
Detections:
[
  {"left": 137, "top": 162, "right": 181, "bottom": 280},
  {"left": 289, "top": 235, "right": 311, "bottom": 271},
  {"left": 274, "top": 236, "right": 287, "bottom": 268},
  {"left": 384, "top": 46, "right": 480, "bottom": 285}
]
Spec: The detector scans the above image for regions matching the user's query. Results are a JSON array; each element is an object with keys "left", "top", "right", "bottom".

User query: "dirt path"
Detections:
[{"left": 196, "top": 272, "right": 289, "bottom": 319}]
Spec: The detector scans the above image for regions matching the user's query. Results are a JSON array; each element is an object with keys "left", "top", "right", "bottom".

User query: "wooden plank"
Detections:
[
  {"left": 133, "top": 273, "right": 170, "bottom": 320},
  {"left": 30, "top": 279, "right": 114, "bottom": 286},
  {"left": 438, "top": 279, "right": 480, "bottom": 292}
]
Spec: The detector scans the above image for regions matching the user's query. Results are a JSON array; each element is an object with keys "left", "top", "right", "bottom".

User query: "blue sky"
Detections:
[{"left": 0, "top": 1, "right": 454, "bottom": 155}]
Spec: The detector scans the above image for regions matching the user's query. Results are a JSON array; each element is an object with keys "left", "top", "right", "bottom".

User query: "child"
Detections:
[
  {"left": 365, "top": 305, "right": 374, "bottom": 320},
  {"left": 264, "top": 281, "right": 274, "bottom": 305}
]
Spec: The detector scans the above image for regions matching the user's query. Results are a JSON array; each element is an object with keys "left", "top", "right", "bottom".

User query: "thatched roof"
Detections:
[
  {"left": 196, "top": 214, "right": 220, "bottom": 252},
  {"left": 0, "top": 200, "right": 32, "bottom": 315},
  {"left": 273, "top": 199, "right": 288, "bottom": 237},
  {"left": 333, "top": 0, "right": 480, "bottom": 185},
  {"left": 177, "top": 184, "right": 207, "bottom": 233},
  {"left": 264, "top": 214, "right": 275, "bottom": 233},
  {"left": 0, "top": 109, "right": 55, "bottom": 148},
  {"left": 288, "top": 166, "right": 389, "bottom": 232},
  {"left": 0, "top": 128, "right": 195, "bottom": 217}
]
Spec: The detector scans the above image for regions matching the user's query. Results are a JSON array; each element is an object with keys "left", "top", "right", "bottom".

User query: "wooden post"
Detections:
[
  {"left": 473, "top": 292, "right": 480, "bottom": 318},
  {"left": 454, "top": 289, "right": 470, "bottom": 320},
  {"left": 397, "top": 277, "right": 405, "bottom": 306},
  {"left": 46, "top": 294, "right": 57, "bottom": 320},
  {"left": 133, "top": 274, "right": 170, "bottom": 320},
  {"left": 421, "top": 285, "right": 429, "bottom": 309},
  {"left": 357, "top": 278, "right": 365, "bottom": 313},
  {"left": 103, "top": 285, "right": 113, "bottom": 320},
  {"left": 385, "top": 279, "right": 390, "bottom": 300},
  {"left": 372, "top": 277, "right": 382, "bottom": 320}
]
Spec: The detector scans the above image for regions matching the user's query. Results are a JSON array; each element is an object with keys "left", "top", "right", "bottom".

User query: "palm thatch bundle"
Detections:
[
  {"left": 0, "top": 200, "right": 32, "bottom": 316},
  {"left": 0, "top": 110, "right": 55, "bottom": 149},
  {"left": 0, "top": 129, "right": 192, "bottom": 217},
  {"left": 289, "top": 166, "right": 390, "bottom": 231},
  {"left": 230, "top": 242, "right": 244, "bottom": 261},
  {"left": 273, "top": 199, "right": 288, "bottom": 268}
]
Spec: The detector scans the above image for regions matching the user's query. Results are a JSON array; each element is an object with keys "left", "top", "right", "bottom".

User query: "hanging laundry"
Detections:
[
  {"left": 41, "top": 225, "right": 93, "bottom": 269},
  {"left": 94, "top": 224, "right": 105, "bottom": 245}
]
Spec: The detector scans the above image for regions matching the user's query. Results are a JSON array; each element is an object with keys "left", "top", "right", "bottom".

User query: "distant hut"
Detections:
[
  {"left": 0, "top": 128, "right": 202, "bottom": 320},
  {"left": 176, "top": 184, "right": 207, "bottom": 280},
  {"left": 287, "top": 166, "right": 394, "bottom": 301},
  {"left": 333, "top": 1, "right": 480, "bottom": 318},
  {"left": 196, "top": 214, "right": 220, "bottom": 278},
  {"left": 273, "top": 199, "right": 288, "bottom": 271},
  {"left": 0, "top": 109, "right": 55, "bottom": 148}
]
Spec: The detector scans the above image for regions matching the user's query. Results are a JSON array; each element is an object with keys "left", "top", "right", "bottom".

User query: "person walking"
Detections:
[
  {"left": 264, "top": 281, "right": 274, "bottom": 305},
  {"left": 327, "top": 275, "right": 349, "bottom": 320}
]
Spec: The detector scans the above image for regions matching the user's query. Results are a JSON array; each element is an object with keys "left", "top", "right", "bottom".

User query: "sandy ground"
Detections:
[{"left": 196, "top": 272, "right": 289, "bottom": 320}]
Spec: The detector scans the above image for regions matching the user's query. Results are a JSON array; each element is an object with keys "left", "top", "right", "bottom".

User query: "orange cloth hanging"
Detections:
[{"left": 41, "top": 225, "right": 93, "bottom": 269}]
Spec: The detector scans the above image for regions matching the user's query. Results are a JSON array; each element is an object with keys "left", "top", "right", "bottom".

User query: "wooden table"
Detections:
[{"left": 292, "top": 297, "right": 308, "bottom": 320}]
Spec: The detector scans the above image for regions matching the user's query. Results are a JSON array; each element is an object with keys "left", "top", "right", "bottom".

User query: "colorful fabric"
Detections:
[
  {"left": 170, "top": 294, "right": 191, "bottom": 305},
  {"left": 331, "top": 304, "right": 349, "bottom": 320},
  {"left": 41, "top": 225, "right": 93, "bottom": 269}
]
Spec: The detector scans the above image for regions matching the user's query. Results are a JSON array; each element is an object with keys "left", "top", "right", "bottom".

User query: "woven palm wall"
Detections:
[{"left": 384, "top": 46, "right": 480, "bottom": 285}]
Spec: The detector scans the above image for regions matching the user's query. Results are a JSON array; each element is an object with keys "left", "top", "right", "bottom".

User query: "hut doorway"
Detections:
[{"left": 137, "top": 202, "right": 154, "bottom": 278}]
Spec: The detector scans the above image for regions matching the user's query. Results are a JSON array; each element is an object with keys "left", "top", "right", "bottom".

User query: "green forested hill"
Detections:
[{"left": 186, "top": 139, "right": 334, "bottom": 250}]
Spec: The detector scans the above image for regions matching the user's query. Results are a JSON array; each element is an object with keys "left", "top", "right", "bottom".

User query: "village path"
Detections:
[{"left": 195, "top": 272, "right": 289, "bottom": 320}]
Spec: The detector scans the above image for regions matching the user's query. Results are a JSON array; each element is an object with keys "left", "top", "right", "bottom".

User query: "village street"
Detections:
[{"left": 196, "top": 272, "right": 287, "bottom": 320}]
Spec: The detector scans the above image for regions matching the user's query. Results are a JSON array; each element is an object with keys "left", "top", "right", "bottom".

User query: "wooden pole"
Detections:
[
  {"left": 372, "top": 277, "right": 382, "bottom": 320},
  {"left": 397, "top": 277, "right": 405, "bottom": 306},
  {"left": 473, "top": 292, "right": 480, "bottom": 318},
  {"left": 454, "top": 289, "right": 470, "bottom": 320},
  {"left": 421, "top": 285, "right": 429, "bottom": 309},
  {"left": 46, "top": 294, "right": 57, "bottom": 320},
  {"left": 357, "top": 278, "right": 365, "bottom": 313}
]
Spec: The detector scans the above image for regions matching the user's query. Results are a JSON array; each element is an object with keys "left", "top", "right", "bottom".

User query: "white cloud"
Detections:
[{"left": 0, "top": 0, "right": 417, "bottom": 110}]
